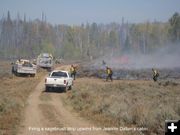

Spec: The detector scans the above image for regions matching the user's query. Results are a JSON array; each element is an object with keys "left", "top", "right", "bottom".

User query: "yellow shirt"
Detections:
[
  {"left": 70, "top": 67, "right": 75, "bottom": 73},
  {"left": 107, "top": 69, "right": 111, "bottom": 74}
]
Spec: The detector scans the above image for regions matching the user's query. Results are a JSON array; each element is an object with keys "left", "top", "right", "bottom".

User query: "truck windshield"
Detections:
[
  {"left": 22, "top": 62, "right": 33, "bottom": 67},
  {"left": 51, "top": 71, "right": 67, "bottom": 77}
]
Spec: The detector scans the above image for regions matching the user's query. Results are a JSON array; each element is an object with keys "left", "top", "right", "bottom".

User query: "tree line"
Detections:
[{"left": 0, "top": 11, "right": 179, "bottom": 60}]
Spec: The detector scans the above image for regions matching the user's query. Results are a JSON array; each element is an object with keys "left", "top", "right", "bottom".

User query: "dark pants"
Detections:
[
  {"left": 12, "top": 67, "right": 14, "bottom": 74},
  {"left": 71, "top": 72, "right": 76, "bottom": 80},
  {"left": 106, "top": 74, "right": 113, "bottom": 81},
  {"left": 153, "top": 75, "right": 158, "bottom": 82}
]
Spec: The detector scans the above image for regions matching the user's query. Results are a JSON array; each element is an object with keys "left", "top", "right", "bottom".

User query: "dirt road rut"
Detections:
[{"left": 19, "top": 65, "right": 109, "bottom": 135}]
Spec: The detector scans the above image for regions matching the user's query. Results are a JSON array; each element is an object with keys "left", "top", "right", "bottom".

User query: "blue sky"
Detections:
[{"left": 1, "top": 0, "right": 180, "bottom": 25}]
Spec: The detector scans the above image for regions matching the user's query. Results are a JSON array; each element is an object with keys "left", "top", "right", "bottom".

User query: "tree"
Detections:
[
  {"left": 124, "top": 35, "right": 131, "bottom": 53},
  {"left": 169, "top": 12, "right": 180, "bottom": 42},
  {"left": 0, "top": 11, "right": 177, "bottom": 60}
]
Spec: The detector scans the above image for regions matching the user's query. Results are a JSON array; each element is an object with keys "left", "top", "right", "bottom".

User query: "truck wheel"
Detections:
[
  {"left": 68, "top": 85, "right": 72, "bottom": 90},
  {"left": 45, "top": 86, "right": 49, "bottom": 92},
  {"left": 47, "top": 67, "right": 52, "bottom": 72},
  {"left": 16, "top": 72, "right": 20, "bottom": 76},
  {"left": 64, "top": 87, "right": 68, "bottom": 92},
  {"left": 31, "top": 74, "right": 35, "bottom": 77},
  {"left": 12, "top": 67, "right": 15, "bottom": 74}
]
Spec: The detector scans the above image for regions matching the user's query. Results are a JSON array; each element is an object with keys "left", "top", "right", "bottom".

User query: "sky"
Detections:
[{"left": 1, "top": 0, "right": 180, "bottom": 25}]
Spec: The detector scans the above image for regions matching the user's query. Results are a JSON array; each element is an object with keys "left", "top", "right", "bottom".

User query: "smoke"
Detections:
[{"left": 92, "top": 44, "right": 180, "bottom": 69}]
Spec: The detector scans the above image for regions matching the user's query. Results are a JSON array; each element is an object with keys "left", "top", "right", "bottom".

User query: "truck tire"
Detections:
[
  {"left": 16, "top": 72, "right": 20, "bottom": 77},
  {"left": 47, "top": 67, "right": 52, "bottom": 72},
  {"left": 30, "top": 74, "right": 35, "bottom": 77},
  {"left": 68, "top": 85, "right": 72, "bottom": 90},
  {"left": 64, "top": 87, "right": 68, "bottom": 92},
  {"left": 12, "top": 67, "right": 15, "bottom": 74},
  {"left": 45, "top": 86, "right": 49, "bottom": 92}
]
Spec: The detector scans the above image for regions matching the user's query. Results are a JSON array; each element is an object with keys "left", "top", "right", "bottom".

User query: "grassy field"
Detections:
[
  {"left": 1, "top": 61, "right": 179, "bottom": 135},
  {"left": 0, "top": 61, "right": 46, "bottom": 135},
  {"left": 65, "top": 78, "right": 180, "bottom": 135},
  {"left": 0, "top": 61, "right": 12, "bottom": 78}
]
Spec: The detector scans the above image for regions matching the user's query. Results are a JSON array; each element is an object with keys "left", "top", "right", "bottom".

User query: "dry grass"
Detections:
[
  {"left": 0, "top": 61, "right": 12, "bottom": 78},
  {"left": 65, "top": 78, "right": 180, "bottom": 135},
  {"left": 0, "top": 61, "right": 46, "bottom": 135}
]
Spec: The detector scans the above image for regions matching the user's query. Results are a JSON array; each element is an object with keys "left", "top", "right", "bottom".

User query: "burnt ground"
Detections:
[
  {"left": 77, "top": 63, "right": 180, "bottom": 80},
  {"left": 65, "top": 63, "right": 180, "bottom": 135}
]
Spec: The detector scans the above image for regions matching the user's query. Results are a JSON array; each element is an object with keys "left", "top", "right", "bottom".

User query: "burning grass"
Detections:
[{"left": 65, "top": 78, "right": 180, "bottom": 135}]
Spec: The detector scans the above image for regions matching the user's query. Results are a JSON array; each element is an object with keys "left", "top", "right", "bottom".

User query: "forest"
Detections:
[{"left": 0, "top": 11, "right": 179, "bottom": 60}]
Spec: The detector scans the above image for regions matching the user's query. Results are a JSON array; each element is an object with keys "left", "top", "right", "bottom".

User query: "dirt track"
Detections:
[{"left": 18, "top": 65, "right": 110, "bottom": 135}]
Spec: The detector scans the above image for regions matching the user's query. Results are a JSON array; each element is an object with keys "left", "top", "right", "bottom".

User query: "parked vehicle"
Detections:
[
  {"left": 45, "top": 70, "right": 73, "bottom": 92},
  {"left": 37, "top": 53, "right": 53, "bottom": 70},
  {"left": 12, "top": 59, "right": 37, "bottom": 77}
]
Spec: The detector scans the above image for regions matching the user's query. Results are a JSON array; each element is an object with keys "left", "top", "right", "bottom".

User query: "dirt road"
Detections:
[{"left": 18, "top": 65, "right": 110, "bottom": 135}]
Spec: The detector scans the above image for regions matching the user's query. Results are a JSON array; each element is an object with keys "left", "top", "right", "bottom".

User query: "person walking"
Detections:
[
  {"left": 152, "top": 68, "right": 159, "bottom": 82},
  {"left": 106, "top": 66, "right": 113, "bottom": 81},
  {"left": 70, "top": 65, "right": 76, "bottom": 80}
]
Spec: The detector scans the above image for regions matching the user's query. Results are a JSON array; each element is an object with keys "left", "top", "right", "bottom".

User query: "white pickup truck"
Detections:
[
  {"left": 45, "top": 70, "right": 73, "bottom": 92},
  {"left": 37, "top": 53, "right": 54, "bottom": 70},
  {"left": 12, "top": 59, "right": 37, "bottom": 77}
]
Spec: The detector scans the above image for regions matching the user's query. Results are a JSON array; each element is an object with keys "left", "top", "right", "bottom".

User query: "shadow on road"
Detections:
[{"left": 42, "top": 87, "right": 66, "bottom": 93}]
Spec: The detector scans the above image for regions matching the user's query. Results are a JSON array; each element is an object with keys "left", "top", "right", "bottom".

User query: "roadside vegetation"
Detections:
[
  {"left": 0, "top": 61, "right": 46, "bottom": 135},
  {"left": 65, "top": 78, "right": 180, "bottom": 135},
  {"left": 0, "top": 61, "right": 12, "bottom": 78}
]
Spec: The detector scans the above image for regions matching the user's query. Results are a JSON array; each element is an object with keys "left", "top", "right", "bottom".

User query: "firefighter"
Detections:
[
  {"left": 152, "top": 68, "right": 159, "bottom": 82},
  {"left": 106, "top": 66, "right": 113, "bottom": 81},
  {"left": 70, "top": 65, "right": 76, "bottom": 80}
]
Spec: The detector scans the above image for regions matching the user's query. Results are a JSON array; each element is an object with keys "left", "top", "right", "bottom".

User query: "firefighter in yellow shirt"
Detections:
[
  {"left": 70, "top": 65, "right": 76, "bottom": 80},
  {"left": 106, "top": 66, "right": 113, "bottom": 81}
]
